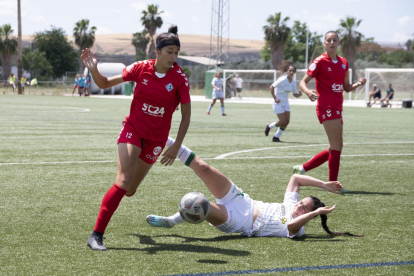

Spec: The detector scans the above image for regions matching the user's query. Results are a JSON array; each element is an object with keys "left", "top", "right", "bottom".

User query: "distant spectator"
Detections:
[
  {"left": 5, "top": 73, "right": 16, "bottom": 94},
  {"left": 72, "top": 75, "right": 79, "bottom": 96},
  {"left": 380, "top": 83, "right": 394, "bottom": 108},
  {"left": 234, "top": 74, "right": 244, "bottom": 99},
  {"left": 78, "top": 74, "right": 86, "bottom": 96},
  {"left": 85, "top": 75, "right": 91, "bottom": 97},
  {"left": 367, "top": 84, "right": 381, "bottom": 107},
  {"left": 21, "top": 76, "right": 28, "bottom": 94},
  {"left": 226, "top": 76, "right": 236, "bottom": 98}
]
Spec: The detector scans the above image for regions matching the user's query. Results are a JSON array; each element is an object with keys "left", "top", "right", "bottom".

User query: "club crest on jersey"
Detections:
[
  {"left": 309, "top": 63, "right": 316, "bottom": 71},
  {"left": 142, "top": 79, "right": 148, "bottom": 85},
  {"left": 153, "top": 146, "right": 162, "bottom": 156},
  {"left": 165, "top": 83, "right": 174, "bottom": 92},
  {"left": 342, "top": 64, "right": 346, "bottom": 69},
  {"left": 328, "top": 67, "right": 332, "bottom": 71}
]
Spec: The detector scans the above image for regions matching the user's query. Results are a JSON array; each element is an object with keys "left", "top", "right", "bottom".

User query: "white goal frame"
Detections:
[
  {"left": 222, "top": 70, "right": 277, "bottom": 97},
  {"left": 363, "top": 68, "right": 414, "bottom": 101},
  {"left": 223, "top": 68, "right": 353, "bottom": 100}
]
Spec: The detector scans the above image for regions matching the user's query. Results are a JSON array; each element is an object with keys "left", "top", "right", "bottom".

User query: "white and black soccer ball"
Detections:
[{"left": 178, "top": 192, "right": 211, "bottom": 224}]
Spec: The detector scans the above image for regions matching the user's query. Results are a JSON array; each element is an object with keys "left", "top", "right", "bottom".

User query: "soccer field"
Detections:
[{"left": 0, "top": 95, "right": 413, "bottom": 275}]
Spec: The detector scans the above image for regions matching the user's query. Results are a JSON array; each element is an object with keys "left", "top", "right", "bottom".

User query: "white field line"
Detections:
[
  {"left": 1, "top": 153, "right": 413, "bottom": 166},
  {"left": 214, "top": 142, "right": 414, "bottom": 159}
]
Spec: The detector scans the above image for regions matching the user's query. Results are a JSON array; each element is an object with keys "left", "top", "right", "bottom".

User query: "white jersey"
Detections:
[
  {"left": 212, "top": 77, "right": 223, "bottom": 93},
  {"left": 234, "top": 77, "right": 243, "bottom": 88},
  {"left": 272, "top": 75, "right": 298, "bottom": 104}
]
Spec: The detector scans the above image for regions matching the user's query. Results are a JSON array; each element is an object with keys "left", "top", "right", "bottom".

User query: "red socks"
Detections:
[
  {"left": 94, "top": 184, "right": 127, "bottom": 234},
  {"left": 303, "top": 150, "right": 329, "bottom": 172},
  {"left": 328, "top": 150, "right": 341, "bottom": 181}
]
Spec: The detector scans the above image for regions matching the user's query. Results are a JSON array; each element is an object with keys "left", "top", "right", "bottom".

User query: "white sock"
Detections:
[
  {"left": 168, "top": 212, "right": 186, "bottom": 226},
  {"left": 269, "top": 122, "right": 277, "bottom": 129},
  {"left": 166, "top": 137, "right": 195, "bottom": 166},
  {"left": 299, "top": 165, "right": 306, "bottom": 174},
  {"left": 207, "top": 105, "right": 212, "bottom": 112},
  {"left": 274, "top": 128, "right": 284, "bottom": 138},
  {"left": 221, "top": 106, "right": 225, "bottom": 114}
]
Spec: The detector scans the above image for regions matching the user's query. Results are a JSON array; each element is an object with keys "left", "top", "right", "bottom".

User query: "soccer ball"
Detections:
[{"left": 178, "top": 192, "right": 211, "bottom": 224}]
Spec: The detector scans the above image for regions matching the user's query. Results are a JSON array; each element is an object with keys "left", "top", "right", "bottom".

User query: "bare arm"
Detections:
[
  {"left": 287, "top": 205, "right": 336, "bottom": 235},
  {"left": 343, "top": 76, "right": 366, "bottom": 92},
  {"left": 160, "top": 102, "right": 191, "bottom": 166},
  {"left": 269, "top": 84, "right": 279, "bottom": 103},
  {"left": 299, "top": 74, "right": 318, "bottom": 102},
  {"left": 285, "top": 174, "right": 343, "bottom": 194},
  {"left": 81, "top": 48, "right": 124, "bottom": 89}
]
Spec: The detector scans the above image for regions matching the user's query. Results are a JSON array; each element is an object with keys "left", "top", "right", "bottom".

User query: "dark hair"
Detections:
[
  {"left": 156, "top": 25, "right": 180, "bottom": 49},
  {"left": 277, "top": 60, "right": 296, "bottom": 73},
  {"left": 325, "top": 30, "right": 339, "bottom": 40},
  {"left": 309, "top": 196, "right": 363, "bottom": 237}
]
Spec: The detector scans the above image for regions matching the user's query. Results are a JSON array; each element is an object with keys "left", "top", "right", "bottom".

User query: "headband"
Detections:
[{"left": 156, "top": 38, "right": 180, "bottom": 49}]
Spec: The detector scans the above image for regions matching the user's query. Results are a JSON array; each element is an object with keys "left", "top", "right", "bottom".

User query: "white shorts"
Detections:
[
  {"left": 213, "top": 183, "right": 254, "bottom": 234},
  {"left": 273, "top": 102, "right": 291, "bottom": 114},
  {"left": 9, "top": 82, "right": 16, "bottom": 88},
  {"left": 212, "top": 90, "right": 224, "bottom": 99}
]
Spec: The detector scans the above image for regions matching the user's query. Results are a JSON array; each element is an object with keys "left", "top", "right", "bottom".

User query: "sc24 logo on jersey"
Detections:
[
  {"left": 142, "top": 103, "right": 165, "bottom": 117},
  {"left": 332, "top": 83, "right": 343, "bottom": 93}
]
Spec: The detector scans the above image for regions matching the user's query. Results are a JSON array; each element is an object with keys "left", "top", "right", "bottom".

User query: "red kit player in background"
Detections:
[
  {"left": 293, "top": 31, "right": 366, "bottom": 187},
  {"left": 81, "top": 25, "right": 191, "bottom": 250}
]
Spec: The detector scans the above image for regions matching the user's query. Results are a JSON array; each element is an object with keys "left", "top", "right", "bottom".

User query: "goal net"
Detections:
[
  {"left": 222, "top": 70, "right": 277, "bottom": 98},
  {"left": 356, "top": 68, "right": 414, "bottom": 101}
]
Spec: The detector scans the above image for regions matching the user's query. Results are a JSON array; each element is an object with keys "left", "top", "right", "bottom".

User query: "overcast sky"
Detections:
[{"left": 1, "top": 0, "right": 413, "bottom": 45}]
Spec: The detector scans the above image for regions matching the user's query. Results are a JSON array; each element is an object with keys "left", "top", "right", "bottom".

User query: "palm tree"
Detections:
[
  {"left": 17, "top": 0, "right": 23, "bottom": 94},
  {"left": 338, "top": 17, "right": 364, "bottom": 82},
  {"left": 263, "top": 12, "right": 291, "bottom": 69},
  {"left": 132, "top": 30, "right": 149, "bottom": 61},
  {"left": 140, "top": 4, "right": 163, "bottom": 59},
  {"left": 73, "top": 19, "right": 97, "bottom": 71},
  {"left": 0, "top": 24, "right": 18, "bottom": 81}
]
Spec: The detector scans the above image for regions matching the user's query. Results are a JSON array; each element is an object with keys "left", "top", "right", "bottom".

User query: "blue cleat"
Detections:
[{"left": 146, "top": 215, "right": 173, "bottom": 228}]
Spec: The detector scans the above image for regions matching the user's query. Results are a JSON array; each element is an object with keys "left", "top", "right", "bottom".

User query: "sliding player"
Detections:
[
  {"left": 265, "top": 61, "right": 302, "bottom": 142},
  {"left": 147, "top": 138, "right": 362, "bottom": 238}
]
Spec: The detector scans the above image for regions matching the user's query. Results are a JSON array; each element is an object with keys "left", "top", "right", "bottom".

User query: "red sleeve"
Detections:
[
  {"left": 122, "top": 62, "right": 142, "bottom": 82},
  {"left": 178, "top": 76, "right": 191, "bottom": 104},
  {"left": 307, "top": 58, "right": 321, "bottom": 78}
]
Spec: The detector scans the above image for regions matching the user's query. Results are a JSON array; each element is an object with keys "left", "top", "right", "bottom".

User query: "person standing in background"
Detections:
[{"left": 234, "top": 74, "right": 244, "bottom": 99}]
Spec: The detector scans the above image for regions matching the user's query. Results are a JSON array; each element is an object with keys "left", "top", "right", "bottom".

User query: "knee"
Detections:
[{"left": 116, "top": 172, "right": 135, "bottom": 189}]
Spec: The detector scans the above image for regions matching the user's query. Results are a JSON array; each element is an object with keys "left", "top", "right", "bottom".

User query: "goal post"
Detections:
[
  {"left": 222, "top": 70, "right": 277, "bottom": 98},
  {"left": 363, "top": 68, "right": 414, "bottom": 101}
]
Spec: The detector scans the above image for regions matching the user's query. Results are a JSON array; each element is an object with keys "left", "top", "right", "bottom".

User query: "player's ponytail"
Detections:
[
  {"left": 156, "top": 25, "right": 180, "bottom": 49},
  {"left": 309, "top": 196, "right": 363, "bottom": 237},
  {"left": 277, "top": 60, "right": 296, "bottom": 73}
]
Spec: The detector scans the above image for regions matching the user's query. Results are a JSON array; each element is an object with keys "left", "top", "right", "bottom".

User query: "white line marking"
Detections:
[
  {"left": 214, "top": 142, "right": 414, "bottom": 159},
  {"left": 1, "top": 153, "right": 413, "bottom": 166}
]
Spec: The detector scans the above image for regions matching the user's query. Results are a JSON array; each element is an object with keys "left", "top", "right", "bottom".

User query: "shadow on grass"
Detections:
[
  {"left": 107, "top": 234, "right": 250, "bottom": 256},
  {"left": 292, "top": 234, "right": 347, "bottom": 242},
  {"left": 299, "top": 187, "right": 403, "bottom": 196}
]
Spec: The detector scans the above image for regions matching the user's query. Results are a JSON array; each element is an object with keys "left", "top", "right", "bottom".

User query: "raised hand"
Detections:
[
  {"left": 81, "top": 48, "right": 98, "bottom": 72},
  {"left": 317, "top": 205, "right": 336, "bottom": 215},
  {"left": 324, "top": 181, "right": 344, "bottom": 194}
]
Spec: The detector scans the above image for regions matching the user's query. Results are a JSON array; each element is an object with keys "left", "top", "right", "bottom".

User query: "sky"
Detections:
[{"left": 0, "top": 0, "right": 413, "bottom": 45}]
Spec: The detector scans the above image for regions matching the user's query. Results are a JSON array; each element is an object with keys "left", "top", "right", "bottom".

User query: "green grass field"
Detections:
[{"left": 0, "top": 95, "right": 413, "bottom": 275}]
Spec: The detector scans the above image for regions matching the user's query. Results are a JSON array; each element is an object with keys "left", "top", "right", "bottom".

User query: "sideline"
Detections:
[{"left": 164, "top": 260, "right": 414, "bottom": 276}]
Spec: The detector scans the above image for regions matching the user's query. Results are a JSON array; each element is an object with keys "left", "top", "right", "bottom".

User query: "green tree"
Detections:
[
  {"left": 338, "top": 17, "right": 364, "bottom": 81},
  {"left": 141, "top": 4, "right": 163, "bottom": 59},
  {"left": 0, "top": 24, "right": 18, "bottom": 80},
  {"left": 261, "top": 41, "right": 271, "bottom": 62},
  {"left": 22, "top": 48, "right": 53, "bottom": 79},
  {"left": 73, "top": 19, "right": 97, "bottom": 71},
  {"left": 33, "top": 26, "right": 78, "bottom": 78},
  {"left": 132, "top": 30, "right": 149, "bottom": 61},
  {"left": 263, "top": 12, "right": 291, "bottom": 69},
  {"left": 181, "top": 66, "right": 191, "bottom": 78}
]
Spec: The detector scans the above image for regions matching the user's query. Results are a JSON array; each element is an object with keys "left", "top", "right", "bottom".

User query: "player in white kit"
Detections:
[
  {"left": 265, "top": 61, "right": 302, "bottom": 142},
  {"left": 147, "top": 138, "right": 362, "bottom": 238},
  {"left": 207, "top": 71, "right": 226, "bottom": 116}
]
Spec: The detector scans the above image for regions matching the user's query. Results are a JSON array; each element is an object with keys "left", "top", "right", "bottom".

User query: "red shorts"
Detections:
[
  {"left": 117, "top": 120, "right": 166, "bottom": 164},
  {"left": 316, "top": 107, "right": 343, "bottom": 124}
]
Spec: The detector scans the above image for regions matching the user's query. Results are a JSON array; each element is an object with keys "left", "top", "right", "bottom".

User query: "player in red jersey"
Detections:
[
  {"left": 81, "top": 26, "right": 191, "bottom": 251},
  {"left": 293, "top": 31, "right": 366, "bottom": 187}
]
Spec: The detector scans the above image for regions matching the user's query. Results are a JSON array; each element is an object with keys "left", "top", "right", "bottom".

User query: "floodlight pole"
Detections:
[{"left": 209, "top": 0, "right": 230, "bottom": 68}]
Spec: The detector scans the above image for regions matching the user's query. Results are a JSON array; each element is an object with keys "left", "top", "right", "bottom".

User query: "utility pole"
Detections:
[{"left": 209, "top": 0, "right": 230, "bottom": 68}]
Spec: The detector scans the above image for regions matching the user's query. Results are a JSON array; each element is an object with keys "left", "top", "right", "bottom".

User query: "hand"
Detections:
[
  {"left": 217, "top": 88, "right": 221, "bottom": 91},
  {"left": 307, "top": 90, "right": 318, "bottom": 102},
  {"left": 81, "top": 48, "right": 98, "bottom": 72},
  {"left": 317, "top": 205, "right": 336, "bottom": 215},
  {"left": 160, "top": 143, "right": 180, "bottom": 166},
  {"left": 323, "top": 181, "right": 344, "bottom": 194},
  {"left": 357, "top": 78, "right": 367, "bottom": 86},
  {"left": 274, "top": 97, "right": 280, "bottom": 103}
]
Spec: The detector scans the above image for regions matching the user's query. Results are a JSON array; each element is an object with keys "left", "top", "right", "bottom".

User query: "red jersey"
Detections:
[
  {"left": 122, "top": 60, "right": 191, "bottom": 142},
  {"left": 307, "top": 53, "right": 349, "bottom": 110}
]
